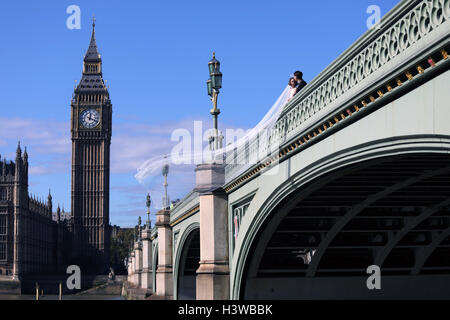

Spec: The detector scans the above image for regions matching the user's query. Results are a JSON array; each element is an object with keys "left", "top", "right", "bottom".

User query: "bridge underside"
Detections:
[{"left": 243, "top": 153, "right": 450, "bottom": 299}]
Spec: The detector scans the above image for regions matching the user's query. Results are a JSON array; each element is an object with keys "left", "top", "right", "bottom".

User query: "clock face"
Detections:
[{"left": 80, "top": 109, "right": 100, "bottom": 129}]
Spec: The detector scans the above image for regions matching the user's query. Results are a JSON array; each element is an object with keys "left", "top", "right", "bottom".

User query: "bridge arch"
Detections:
[
  {"left": 232, "top": 136, "right": 450, "bottom": 299},
  {"left": 173, "top": 223, "right": 200, "bottom": 300}
]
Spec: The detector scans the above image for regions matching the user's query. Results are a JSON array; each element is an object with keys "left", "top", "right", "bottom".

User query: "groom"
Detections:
[{"left": 294, "top": 71, "right": 307, "bottom": 95}]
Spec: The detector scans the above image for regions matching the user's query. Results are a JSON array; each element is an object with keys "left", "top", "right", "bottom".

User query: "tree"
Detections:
[{"left": 110, "top": 227, "right": 135, "bottom": 275}]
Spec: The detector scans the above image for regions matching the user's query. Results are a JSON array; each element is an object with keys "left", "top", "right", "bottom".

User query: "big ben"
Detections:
[{"left": 71, "top": 19, "right": 111, "bottom": 274}]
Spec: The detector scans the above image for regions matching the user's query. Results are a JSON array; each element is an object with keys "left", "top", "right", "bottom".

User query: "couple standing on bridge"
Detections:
[{"left": 287, "top": 70, "right": 307, "bottom": 102}]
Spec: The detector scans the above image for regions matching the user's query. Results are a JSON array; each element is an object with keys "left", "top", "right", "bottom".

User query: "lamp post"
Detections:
[
  {"left": 137, "top": 216, "right": 142, "bottom": 242},
  {"left": 162, "top": 163, "right": 169, "bottom": 209},
  {"left": 146, "top": 193, "right": 151, "bottom": 229},
  {"left": 206, "top": 52, "right": 223, "bottom": 151}
]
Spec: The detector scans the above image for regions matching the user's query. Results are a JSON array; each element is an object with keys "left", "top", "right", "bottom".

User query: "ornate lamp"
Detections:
[
  {"left": 208, "top": 54, "right": 217, "bottom": 74},
  {"left": 208, "top": 52, "right": 222, "bottom": 91},
  {"left": 162, "top": 163, "right": 169, "bottom": 209},
  {"left": 206, "top": 79, "right": 212, "bottom": 97},
  {"left": 206, "top": 52, "right": 223, "bottom": 151},
  {"left": 146, "top": 193, "right": 151, "bottom": 229},
  {"left": 137, "top": 216, "right": 142, "bottom": 242}
]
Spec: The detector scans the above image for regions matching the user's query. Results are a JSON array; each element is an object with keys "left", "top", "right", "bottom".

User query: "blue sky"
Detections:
[{"left": 0, "top": 0, "right": 400, "bottom": 226}]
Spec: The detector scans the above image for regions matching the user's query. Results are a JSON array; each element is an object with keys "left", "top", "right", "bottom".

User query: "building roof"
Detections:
[
  {"left": 84, "top": 20, "right": 101, "bottom": 62},
  {"left": 76, "top": 74, "right": 107, "bottom": 91},
  {"left": 75, "top": 20, "right": 109, "bottom": 94}
]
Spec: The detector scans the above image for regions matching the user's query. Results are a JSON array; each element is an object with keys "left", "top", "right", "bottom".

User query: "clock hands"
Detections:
[{"left": 81, "top": 109, "right": 99, "bottom": 128}]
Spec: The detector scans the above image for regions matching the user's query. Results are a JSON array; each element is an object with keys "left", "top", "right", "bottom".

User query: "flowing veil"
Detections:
[
  {"left": 222, "top": 85, "right": 290, "bottom": 154},
  {"left": 135, "top": 85, "right": 291, "bottom": 185}
]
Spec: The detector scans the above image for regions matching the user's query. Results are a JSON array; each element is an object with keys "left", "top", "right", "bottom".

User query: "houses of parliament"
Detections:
[{"left": 0, "top": 21, "right": 112, "bottom": 281}]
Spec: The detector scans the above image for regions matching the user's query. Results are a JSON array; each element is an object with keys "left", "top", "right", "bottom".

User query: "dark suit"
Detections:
[{"left": 295, "top": 79, "right": 307, "bottom": 95}]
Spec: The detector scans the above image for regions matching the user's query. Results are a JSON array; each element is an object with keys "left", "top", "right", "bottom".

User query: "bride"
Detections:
[{"left": 287, "top": 77, "right": 297, "bottom": 102}]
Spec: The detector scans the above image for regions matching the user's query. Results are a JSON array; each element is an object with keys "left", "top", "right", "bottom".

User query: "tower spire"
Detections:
[
  {"left": 76, "top": 15, "right": 106, "bottom": 92},
  {"left": 47, "top": 189, "right": 53, "bottom": 217},
  {"left": 16, "top": 141, "right": 21, "bottom": 158},
  {"left": 84, "top": 16, "right": 101, "bottom": 63},
  {"left": 57, "top": 204, "right": 61, "bottom": 222},
  {"left": 23, "top": 146, "right": 28, "bottom": 163}
]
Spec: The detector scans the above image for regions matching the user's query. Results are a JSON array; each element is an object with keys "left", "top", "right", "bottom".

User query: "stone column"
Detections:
[
  {"left": 195, "top": 163, "right": 230, "bottom": 300},
  {"left": 141, "top": 228, "right": 153, "bottom": 291},
  {"left": 134, "top": 242, "right": 142, "bottom": 288},
  {"left": 55, "top": 208, "right": 64, "bottom": 274},
  {"left": 127, "top": 256, "right": 133, "bottom": 284},
  {"left": 129, "top": 251, "right": 135, "bottom": 285},
  {"left": 12, "top": 147, "right": 25, "bottom": 280},
  {"left": 155, "top": 209, "right": 173, "bottom": 298}
]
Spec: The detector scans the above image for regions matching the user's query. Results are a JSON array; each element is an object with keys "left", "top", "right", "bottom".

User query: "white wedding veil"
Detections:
[{"left": 135, "top": 85, "right": 291, "bottom": 184}]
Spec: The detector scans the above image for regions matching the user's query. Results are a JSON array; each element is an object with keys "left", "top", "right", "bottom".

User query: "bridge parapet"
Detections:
[
  {"left": 225, "top": 0, "right": 450, "bottom": 185},
  {"left": 169, "top": 191, "right": 199, "bottom": 226}
]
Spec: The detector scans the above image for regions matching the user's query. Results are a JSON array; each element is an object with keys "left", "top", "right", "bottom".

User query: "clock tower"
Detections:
[{"left": 70, "top": 19, "right": 112, "bottom": 274}]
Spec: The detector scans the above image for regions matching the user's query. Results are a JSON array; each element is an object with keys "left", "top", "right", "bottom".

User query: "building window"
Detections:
[
  {"left": 0, "top": 215, "right": 6, "bottom": 235},
  {"left": 0, "top": 243, "right": 6, "bottom": 261},
  {"left": 0, "top": 188, "right": 7, "bottom": 201}
]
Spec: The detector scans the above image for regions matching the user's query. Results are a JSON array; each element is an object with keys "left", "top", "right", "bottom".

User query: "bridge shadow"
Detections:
[
  {"left": 241, "top": 153, "right": 450, "bottom": 299},
  {"left": 20, "top": 239, "right": 112, "bottom": 295}
]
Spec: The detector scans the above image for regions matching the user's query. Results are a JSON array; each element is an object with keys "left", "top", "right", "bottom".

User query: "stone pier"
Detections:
[
  {"left": 154, "top": 209, "right": 173, "bottom": 299},
  {"left": 128, "top": 251, "right": 135, "bottom": 286},
  {"left": 141, "top": 228, "right": 153, "bottom": 293},
  {"left": 195, "top": 163, "right": 230, "bottom": 300},
  {"left": 134, "top": 242, "right": 142, "bottom": 288}
]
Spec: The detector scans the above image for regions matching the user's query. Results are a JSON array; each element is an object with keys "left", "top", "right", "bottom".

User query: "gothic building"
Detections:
[
  {"left": 0, "top": 144, "right": 67, "bottom": 278},
  {"left": 0, "top": 20, "right": 113, "bottom": 283},
  {"left": 70, "top": 20, "right": 112, "bottom": 274}
]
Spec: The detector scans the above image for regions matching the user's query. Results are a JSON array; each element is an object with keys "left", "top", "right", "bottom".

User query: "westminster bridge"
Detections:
[{"left": 127, "top": 0, "right": 450, "bottom": 299}]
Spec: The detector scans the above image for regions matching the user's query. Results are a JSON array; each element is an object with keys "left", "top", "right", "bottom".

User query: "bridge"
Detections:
[{"left": 127, "top": 0, "right": 450, "bottom": 300}]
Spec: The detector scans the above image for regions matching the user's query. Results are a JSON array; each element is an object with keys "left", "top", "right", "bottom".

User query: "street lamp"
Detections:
[
  {"left": 146, "top": 193, "right": 151, "bottom": 229},
  {"left": 162, "top": 163, "right": 169, "bottom": 209},
  {"left": 137, "top": 216, "right": 142, "bottom": 242},
  {"left": 206, "top": 79, "right": 212, "bottom": 97},
  {"left": 206, "top": 52, "right": 223, "bottom": 151},
  {"left": 207, "top": 52, "right": 222, "bottom": 113}
]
